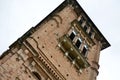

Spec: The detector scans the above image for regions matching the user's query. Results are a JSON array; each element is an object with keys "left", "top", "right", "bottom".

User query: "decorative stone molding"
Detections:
[
  {"left": 17, "top": 49, "right": 28, "bottom": 61},
  {"left": 24, "top": 37, "right": 66, "bottom": 80},
  {"left": 23, "top": 40, "right": 39, "bottom": 57},
  {"left": 90, "top": 67, "right": 99, "bottom": 75},
  {"left": 53, "top": 14, "right": 63, "bottom": 24},
  {"left": 50, "top": 14, "right": 63, "bottom": 28},
  {"left": 51, "top": 18, "right": 59, "bottom": 28},
  {"left": 92, "top": 61, "right": 100, "bottom": 69}
]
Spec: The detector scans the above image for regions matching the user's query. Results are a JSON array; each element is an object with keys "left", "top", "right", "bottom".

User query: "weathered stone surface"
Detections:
[{"left": 0, "top": 0, "right": 110, "bottom": 80}]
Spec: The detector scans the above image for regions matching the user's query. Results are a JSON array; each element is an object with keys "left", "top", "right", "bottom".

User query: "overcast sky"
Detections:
[{"left": 0, "top": 0, "right": 120, "bottom": 80}]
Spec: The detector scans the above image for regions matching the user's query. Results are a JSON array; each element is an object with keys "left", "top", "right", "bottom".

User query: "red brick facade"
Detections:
[{"left": 0, "top": 0, "right": 110, "bottom": 80}]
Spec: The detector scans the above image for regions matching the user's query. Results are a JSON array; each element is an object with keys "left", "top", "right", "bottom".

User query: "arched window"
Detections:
[{"left": 32, "top": 71, "right": 41, "bottom": 80}]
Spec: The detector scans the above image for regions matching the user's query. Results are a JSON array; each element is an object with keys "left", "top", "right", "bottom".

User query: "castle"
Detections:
[{"left": 0, "top": 0, "right": 110, "bottom": 80}]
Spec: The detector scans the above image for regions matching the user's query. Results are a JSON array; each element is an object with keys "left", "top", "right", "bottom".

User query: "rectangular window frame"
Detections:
[
  {"left": 75, "top": 38, "right": 82, "bottom": 49},
  {"left": 81, "top": 45, "right": 88, "bottom": 57},
  {"left": 78, "top": 16, "right": 85, "bottom": 25},
  {"left": 68, "top": 29, "right": 77, "bottom": 41}
]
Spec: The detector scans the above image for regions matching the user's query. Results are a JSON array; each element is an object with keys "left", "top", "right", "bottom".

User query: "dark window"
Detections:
[
  {"left": 88, "top": 31, "right": 92, "bottom": 37},
  {"left": 84, "top": 25, "right": 88, "bottom": 32},
  {"left": 89, "top": 28, "right": 93, "bottom": 36},
  {"left": 75, "top": 39, "right": 82, "bottom": 48},
  {"left": 32, "top": 72, "right": 41, "bottom": 80},
  {"left": 69, "top": 32, "right": 75, "bottom": 41},
  {"left": 79, "top": 19, "right": 83, "bottom": 25},
  {"left": 81, "top": 46, "right": 87, "bottom": 56},
  {"left": 88, "top": 29, "right": 94, "bottom": 38},
  {"left": 79, "top": 17, "right": 85, "bottom": 25}
]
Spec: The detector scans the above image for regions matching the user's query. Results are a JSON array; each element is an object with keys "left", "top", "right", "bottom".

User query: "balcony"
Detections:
[{"left": 58, "top": 35, "right": 90, "bottom": 68}]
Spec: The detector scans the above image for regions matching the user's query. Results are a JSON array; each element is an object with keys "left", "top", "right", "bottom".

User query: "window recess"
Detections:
[
  {"left": 81, "top": 45, "right": 88, "bottom": 57},
  {"left": 75, "top": 38, "right": 82, "bottom": 49},
  {"left": 78, "top": 16, "right": 85, "bottom": 25},
  {"left": 88, "top": 29, "right": 95, "bottom": 39},
  {"left": 83, "top": 25, "right": 88, "bottom": 32},
  {"left": 69, "top": 31, "right": 76, "bottom": 41}
]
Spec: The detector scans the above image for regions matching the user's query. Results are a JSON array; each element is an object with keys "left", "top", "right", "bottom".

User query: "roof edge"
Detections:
[{"left": 72, "top": 0, "right": 111, "bottom": 50}]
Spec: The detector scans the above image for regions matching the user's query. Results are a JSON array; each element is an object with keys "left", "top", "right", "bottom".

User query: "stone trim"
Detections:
[
  {"left": 92, "top": 61, "right": 100, "bottom": 69},
  {"left": 24, "top": 37, "right": 66, "bottom": 80},
  {"left": 90, "top": 67, "right": 99, "bottom": 75},
  {"left": 53, "top": 14, "right": 63, "bottom": 24}
]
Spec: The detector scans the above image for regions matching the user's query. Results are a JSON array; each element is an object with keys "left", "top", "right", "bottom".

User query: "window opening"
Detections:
[
  {"left": 69, "top": 31, "right": 76, "bottom": 41},
  {"left": 84, "top": 25, "right": 88, "bottom": 32},
  {"left": 32, "top": 72, "right": 41, "bottom": 80},
  {"left": 75, "top": 38, "right": 82, "bottom": 48},
  {"left": 81, "top": 45, "right": 88, "bottom": 56},
  {"left": 79, "top": 16, "right": 85, "bottom": 25},
  {"left": 89, "top": 31, "right": 92, "bottom": 38},
  {"left": 88, "top": 29, "right": 93, "bottom": 38}
]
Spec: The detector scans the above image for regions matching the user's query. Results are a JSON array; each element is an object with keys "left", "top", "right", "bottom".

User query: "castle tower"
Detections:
[{"left": 0, "top": 0, "right": 110, "bottom": 80}]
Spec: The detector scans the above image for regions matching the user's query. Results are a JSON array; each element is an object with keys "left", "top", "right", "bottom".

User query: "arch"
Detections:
[{"left": 32, "top": 71, "right": 41, "bottom": 80}]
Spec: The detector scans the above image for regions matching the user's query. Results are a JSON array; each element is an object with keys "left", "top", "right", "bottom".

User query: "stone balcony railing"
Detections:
[{"left": 58, "top": 35, "right": 90, "bottom": 69}]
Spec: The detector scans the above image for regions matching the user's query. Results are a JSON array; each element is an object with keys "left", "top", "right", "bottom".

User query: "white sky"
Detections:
[{"left": 0, "top": 0, "right": 119, "bottom": 80}]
